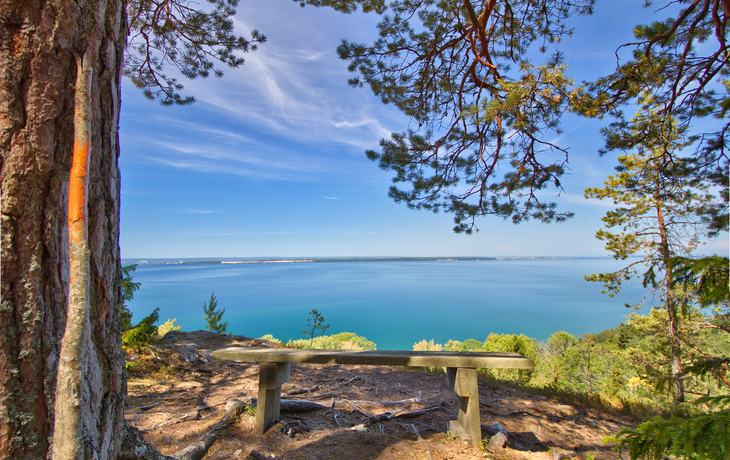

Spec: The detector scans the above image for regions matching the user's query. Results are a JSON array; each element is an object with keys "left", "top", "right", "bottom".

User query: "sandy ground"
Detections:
[{"left": 124, "top": 331, "right": 634, "bottom": 460}]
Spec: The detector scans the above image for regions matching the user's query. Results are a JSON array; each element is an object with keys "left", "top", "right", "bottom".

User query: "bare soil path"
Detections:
[{"left": 125, "top": 331, "right": 634, "bottom": 460}]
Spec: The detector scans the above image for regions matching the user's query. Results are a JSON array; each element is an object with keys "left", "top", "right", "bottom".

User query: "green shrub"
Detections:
[
  {"left": 286, "top": 332, "right": 376, "bottom": 350},
  {"left": 413, "top": 339, "right": 443, "bottom": 351},
  {"left": 258, "top": 334, "right": 283, "bottom": 344},
  {"left": 122, "top": 308, "right": 159, "bottom": 350},
  {"left": 157, "top": 318, "right": 181, "bottom": 339}
]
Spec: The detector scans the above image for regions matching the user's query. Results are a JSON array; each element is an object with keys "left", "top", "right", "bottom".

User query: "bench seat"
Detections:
[{"left": 212, "top": 347, "right": 534, "bottom": 446}]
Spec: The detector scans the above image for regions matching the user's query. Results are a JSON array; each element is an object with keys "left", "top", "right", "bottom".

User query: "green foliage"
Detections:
[
  {"left": 157, "top": 318, "right": 181, "bottom": 339},
  {"left": 120, "top": 264, "right": 141, "bottom": 332},
  {"left": 122, "top": 307, "right": 160, "bottom": 350},
  {"left": 670, "top": 256, "right": 730, "bottom": 308},
  {"left": 413, "top": 339, "right": 443, "bottom": 352},
  {"left": 287, "top": 332, "right": 376, "bottom": 350},
  {"left": 307, "top": 0, "right": 728, "bottom": 236},
  {"left": 302, "top": 308, "right": 329, "bottom": 347},
  {"left": 323, "top": 0, "right": 598, "bottom": 231},
  {"left": 202, "top": 293, "right": 227, "bottom": 334},
  {"left": 583, "top": 93, "right": 718, "bottom": 404},
  {"left": 125, "top": 0, "right": 267, "bottom": 105},
  {"left": 258, "top": 334, "right": 283, "bottom": 345},
  {"left": 413, "top": 339, "right": 444, "bottom": 373},
  {"left": 574, "top": 1, "right": 729, "bottom": 237},
  {"left": 605, "top": 404, "right": 730, "bottom": 460}
]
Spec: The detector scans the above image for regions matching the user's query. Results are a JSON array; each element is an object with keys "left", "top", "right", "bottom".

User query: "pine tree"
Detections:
[
  {"left": 203, "top": 293, "right": 228, "bottom": 334},
  {"left": 303, "top": 308, "right": 329, "bottom": 347},
  {"left": 585, "top": 92, "right": 715, "bottom": 404},
  {"left": 605, "top": 256, "right": 730, "bottom": 460},
  {"left": 306, "top": 0, "right": 727, "bottom": 234},
  {"left": 125, "top": 0, "right": 266, "bottom": 105},
  {"left": 315, "top": 0, "right": 597, "bottom": 231},
  {"left": 575, "top": 0, "right": 729, "bottom": 236}
]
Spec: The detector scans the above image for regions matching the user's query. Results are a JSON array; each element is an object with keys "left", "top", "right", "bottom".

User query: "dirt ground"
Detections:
[{"left": 124, "top": 331, "right": 635, "bottom": 460}]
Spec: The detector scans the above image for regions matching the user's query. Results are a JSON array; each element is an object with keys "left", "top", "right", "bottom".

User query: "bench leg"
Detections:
[
  {"left": 256, "top": 362, "right": 291, "bottom": 433},
  {"left": 446, "top": 367, "right": 481, "bottom": 446}
]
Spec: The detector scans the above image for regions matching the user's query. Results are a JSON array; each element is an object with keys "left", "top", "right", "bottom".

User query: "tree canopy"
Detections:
[
  {"left": 332, "top": 0, "right": 596, "bottom": 232},
  {"left": 125, "top": 0, "right": 266, "bottom": 105},
  {"left": 306, "top": 0, "right": 728, "bottom": 234}
]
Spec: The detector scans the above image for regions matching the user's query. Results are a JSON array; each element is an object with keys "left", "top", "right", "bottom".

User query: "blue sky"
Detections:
[{"left": 119, "top": 0, "right": 729, "bottom": 259}]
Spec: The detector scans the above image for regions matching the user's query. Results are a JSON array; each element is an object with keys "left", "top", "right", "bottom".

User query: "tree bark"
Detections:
[
  {"left": 0, "top": 0, "right": 127, "bottom": 458},
  {"left": 656, "top": 186, "right": 685, "bottom": 405}
]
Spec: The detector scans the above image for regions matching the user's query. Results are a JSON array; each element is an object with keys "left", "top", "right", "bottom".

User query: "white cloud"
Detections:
[{"left": 181, "top": 209, "right": 222, "bottom": 214}]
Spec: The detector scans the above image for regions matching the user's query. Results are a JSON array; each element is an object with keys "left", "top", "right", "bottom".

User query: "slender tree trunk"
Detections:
[
  {"left": 656, "top": 190, "right": 684, "bottom": 404},
  {"left": 0, "top": 1, "right": 127, "bottom": 458}
]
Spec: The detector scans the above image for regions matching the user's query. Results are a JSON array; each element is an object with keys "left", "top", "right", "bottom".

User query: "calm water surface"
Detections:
[{"left": 126, "top": 259, "right": 649, "bottom": 349}]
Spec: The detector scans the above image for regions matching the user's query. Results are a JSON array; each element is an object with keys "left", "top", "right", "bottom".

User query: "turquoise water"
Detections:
[{"left": 125, "top": 258, "right": 650, "bottom": 350}]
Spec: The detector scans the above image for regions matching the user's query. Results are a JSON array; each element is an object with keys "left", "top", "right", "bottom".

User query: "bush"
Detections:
[
  {"left": 413, "top": 339, "right": 443, "bottom": 351},
  {"left": 157, "top": 318, "right": 181, "bottom": 339},
  {"left": 286, "top": 332, "right": 376, "bottom": 350},
  {"left": 258, "top": 334, "right": 283, "bottom": 344},
  {"left": 122, "top": 308, "right": 159, "bottom": 350}
]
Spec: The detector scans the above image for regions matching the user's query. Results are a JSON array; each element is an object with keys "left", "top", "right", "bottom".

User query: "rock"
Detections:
[
  {"left": 198, "top": 349, "right": 213, "bottom": 363},
  {"left": 488, "top": 431, "right": 509, "bottom": 450},
  {"left": 552, "top": 449, "right": 578, "bottom": 460},
  {"left": 178, "top": 345, "right": 199, "bottom": 364},
  {"left": 481, "top": 422, "right": 507, "bottom": 437}
]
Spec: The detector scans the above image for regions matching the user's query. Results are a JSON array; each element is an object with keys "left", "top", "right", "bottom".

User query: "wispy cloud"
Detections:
[
  {"left": 175, "top": 231, "right": 296, "bottom": 236},
  {"left": 322, "top": 196, "right": 339, "bottom": 200},
  {"left": 557, "top": 192, "right": 616, "bottom": 207},
  {"left": 179, "top": 30, "right": 404, "bottom": 151},
  {"left": 181, "top": 209, "right": 222, "bottom": 214}
]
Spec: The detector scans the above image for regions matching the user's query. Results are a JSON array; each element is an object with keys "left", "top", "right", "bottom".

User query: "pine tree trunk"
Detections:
[
  {"left": 0, "top": 1, "right": 127, "bottom": 458},
  {"left": 656, "top": 188, "right": 685, "bottom": 405}
]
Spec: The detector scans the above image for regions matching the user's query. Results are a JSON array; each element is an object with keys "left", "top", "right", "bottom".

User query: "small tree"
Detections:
[
  {"left": 202, "top": 293, "right": 227, "bottom": 334},
  {"left": 584, "top": 93, "right": 714, "bottom": 404},
  {"left": 303, "top": 308, "right": 329, "bottom": 347},
  {"left": 120, "top": 264, "right": 142, "bottom": 332}
]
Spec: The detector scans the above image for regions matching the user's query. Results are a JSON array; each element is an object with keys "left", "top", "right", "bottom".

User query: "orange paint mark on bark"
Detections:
[{"left": 68, "top": 139, "right": 89, "bottom": 243}]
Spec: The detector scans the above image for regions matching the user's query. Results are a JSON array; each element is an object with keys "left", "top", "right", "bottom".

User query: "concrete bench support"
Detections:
[
  {"left": 256, "top": 362, "right": 292, "bottom": 433},
  {"left": 446, "top": 367, "right": 480, "bottom": 445},
  {"left": 212, "top": 347, "right": 534, "bottom": 447}
]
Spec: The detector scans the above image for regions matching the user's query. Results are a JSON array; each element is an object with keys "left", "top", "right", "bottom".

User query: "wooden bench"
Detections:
[{"left": 212, "top": 347, "right": 534, "bottom": 446}]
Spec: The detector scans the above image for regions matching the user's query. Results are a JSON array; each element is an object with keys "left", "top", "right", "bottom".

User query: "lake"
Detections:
[{"left": 124, "top": 258, "right": 650, "bottom": 350}]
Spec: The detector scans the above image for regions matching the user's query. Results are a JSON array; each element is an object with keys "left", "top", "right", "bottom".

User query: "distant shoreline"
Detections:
[{"left": 121, "top": 256, "right": 613, "bottom": 266}]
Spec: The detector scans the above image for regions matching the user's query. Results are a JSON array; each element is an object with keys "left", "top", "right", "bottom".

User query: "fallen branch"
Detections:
[
  {"left": 351, "top": 404, "right": 446, "bottom": 426},
  {"left": 340, "top": 376, "right": 362, "bottom": 386},
  {"left": 173, "top": 399, "right": 247, "bottom": 460},
  {"left": 504, "top": 410, "right": 541, "bottom": 418},
  {"left": 148, "top": 405, "right": 215, "bottom": 429},
  {"left": 285, "top": 385, "right": 320, "bottom": 396},
  {"left": 338, "top": 391, "right": 435, "bottom": 409},
  {"left": 280, "top": 399, "right": 328, "bottom": 413},
  {"left": 285, "top": 392, "right": 340, "bottom": 400}
]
